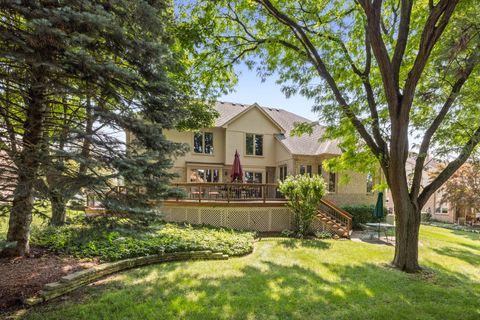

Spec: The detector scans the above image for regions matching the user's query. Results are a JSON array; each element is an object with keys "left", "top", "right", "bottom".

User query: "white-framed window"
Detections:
[
  {"left": 193, "top": 132, "right": 214, "bottom": 154},
  {"left": 435, "top": 207, "right": 448, "bottom": 215},
  {"left": 279, "top": 165, "right": 288, "bottom": 182},
  {"left": 366, "top": 173, "right": 373, "bottom": 193},
  {"left": 328, "top": 172, "right": 336, "bottom": 192},
  {"left": 246, "top": 133, "right": 263, "bottom": 156},
  {"left": 189, "top": 168, "right": 219, "bottom": 183},
  {"left": 299, "top": 164, "right": 312, "bottom": 176},
  {"left": 245, "top": 171, "right": 263, "bottom": 183}
]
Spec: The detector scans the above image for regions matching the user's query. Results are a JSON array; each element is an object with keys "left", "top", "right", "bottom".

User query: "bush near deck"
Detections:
[
  {"left": 340, "top": 205, "right": 387, "bottom": 229},
  {"left": 30, "top": 223, "right": 255, "bottom": 262}
]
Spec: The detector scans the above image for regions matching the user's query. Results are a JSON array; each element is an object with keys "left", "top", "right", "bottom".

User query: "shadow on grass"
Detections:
[
  {"left": 451, "top": 229, "right": 480, "bottom": 242},
  {"left": 278, "top": 238, "right": 332, "bottom": 250},
  {"left": 21, "top": 256, "right": 480, "bottom": 320},
  {"left": 432, "top": 246, "right": 480, "bottom": 267}
]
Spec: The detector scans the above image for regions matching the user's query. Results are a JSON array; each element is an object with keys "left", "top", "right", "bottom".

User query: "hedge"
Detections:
[{"left": 340, "top": 205, "right": 387, "bottom": 229}]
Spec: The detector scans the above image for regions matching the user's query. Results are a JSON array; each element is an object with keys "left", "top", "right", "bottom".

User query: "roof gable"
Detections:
[
  {"left": 219, "top": 103, "right": 284, "bottom": 132},
  {"left": 213, "top": 101, "right": 342, "bottom": 156}
]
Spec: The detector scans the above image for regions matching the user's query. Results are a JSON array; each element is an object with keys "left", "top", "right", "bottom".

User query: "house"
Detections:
[
  {"left": 385, "top": 154, "right": 454, "bottom": 223},
  {"left": 155, "top": 101, "right": 380, "bottom": 207}
]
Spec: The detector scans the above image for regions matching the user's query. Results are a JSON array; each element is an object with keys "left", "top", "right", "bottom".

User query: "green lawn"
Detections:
[{"left": 19, "top": 225, "right": 479, "bottom": 320}]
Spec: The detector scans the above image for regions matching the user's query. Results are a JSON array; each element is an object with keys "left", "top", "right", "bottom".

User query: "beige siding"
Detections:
[
  {"left": 224, "top": 107, "right": 281, "bottom": 167},
  {"left": 164, "top": 127, "right": 226, "bottom": 167}
]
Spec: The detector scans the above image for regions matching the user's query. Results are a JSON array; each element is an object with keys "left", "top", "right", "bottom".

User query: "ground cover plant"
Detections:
[
  {"left": 17, "top": 225, "right": 480, "bottom": 320},
  {"left": 29, "top": 223, "right": 255, "bottom": 262}
]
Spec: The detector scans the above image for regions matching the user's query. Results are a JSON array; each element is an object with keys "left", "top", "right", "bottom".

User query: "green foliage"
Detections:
[
  {"left": 279, "top": 174, "right": 327, "bottom": 236},
  {"left": 314, "top": 231, "right": 333, "bottom": 239},
  {"left": 19, "top": 226, "right": 480, "bottom": 320},
  {"left": 30, "top": 223, "right": 254, "bottom": 262},
  {"left": 340, "top": 205, "right": 387, "bottom": 229}
]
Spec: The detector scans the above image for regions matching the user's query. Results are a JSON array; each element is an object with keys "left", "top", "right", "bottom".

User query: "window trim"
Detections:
[
  {"left": 366, "top": 172, "right": 374, "bottom": 193},
  {"left": 245, "top": 133, "right": 264, "bottom": 157},
  {"left": 193, "top": 131, "right": 214, "bottom": 155},
  {"left": 328, "top": 172, "right": 336, "bottom": 193},
  {"left": 299, "top": 164, "right": 312, "bottom": 177},
  {"left": 244, "top": 170, "right": 263, "bottom": 183},
  {"left": 189, "top": 167, "right": 220, "bottom": 183}
]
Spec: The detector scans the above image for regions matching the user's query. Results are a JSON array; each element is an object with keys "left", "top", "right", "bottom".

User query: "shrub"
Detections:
[
  {"left": 279, "top": 174, "right": 327, "bottom": 237},
  {"left": 314, "top": 231, "right": 333, "bottom": 239},
  {"left": 421, "top": 211, "right": 432, "bottom": 222},
  {"left": 340, "top": 205, "right": 386, "bottom": 229}
]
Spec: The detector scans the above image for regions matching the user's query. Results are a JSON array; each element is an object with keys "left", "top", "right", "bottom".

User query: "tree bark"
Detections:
[
  {"left": 2, "top": 72, "right": 47, "bottom": 257},
  {"left": 49, "top": 192, "right": 67, "bottom": 226},
  {"left": 392, "top": 196, "right": 421, "bottom": 272}
]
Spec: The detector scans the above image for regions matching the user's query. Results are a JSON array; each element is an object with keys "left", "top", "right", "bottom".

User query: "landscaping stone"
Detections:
[{"left": 24, "top": 250, "right": 229, "bottom": 307}]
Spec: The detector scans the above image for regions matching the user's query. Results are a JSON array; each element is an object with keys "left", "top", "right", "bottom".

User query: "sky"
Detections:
[{"left": 219, "top": 64, "right": 318, "bottom": 121}]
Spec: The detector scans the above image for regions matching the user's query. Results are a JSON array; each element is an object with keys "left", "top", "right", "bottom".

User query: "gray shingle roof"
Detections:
[{"left": 213, "top": 101, "right": 341, "bottom": 156}]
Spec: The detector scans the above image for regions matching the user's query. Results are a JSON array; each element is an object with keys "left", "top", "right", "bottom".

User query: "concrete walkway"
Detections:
[{"left": 350, "top": 231, "right": 395, "bottom": 246}]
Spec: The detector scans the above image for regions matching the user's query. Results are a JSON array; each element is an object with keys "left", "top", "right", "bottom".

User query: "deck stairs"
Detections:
[{"left": 314, "top": 199, "right": 353, "bottom": 238}]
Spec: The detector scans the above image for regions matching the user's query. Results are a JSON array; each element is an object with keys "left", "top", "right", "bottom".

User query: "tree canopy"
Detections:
[{"left": 178, "top": 0, "right": 480, "bottom": 272}]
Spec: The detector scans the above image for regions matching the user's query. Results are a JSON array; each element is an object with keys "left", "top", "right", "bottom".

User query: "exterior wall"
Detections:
[
  {"left": 164, "top": 127, "right": 226, "bottom": 167},
  {"left": 324, "top": 193, "right": 377, "bottom": 206},
  {"left": 290, "top": 155, "right": 378, "bottom": 207},
  {"left": 224, "top": 107, "right": 280, "bottom": 168}
]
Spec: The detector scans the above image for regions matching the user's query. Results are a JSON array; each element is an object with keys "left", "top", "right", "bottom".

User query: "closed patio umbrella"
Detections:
[
  {"left": 373, "top": 191, "right": 384, "bottom": 238},
  {"left": 230, "top": 150, "right": 243, "bottom": 183},
  {"left": 374, "top": 192, "right": 384, "bottom": 219}
]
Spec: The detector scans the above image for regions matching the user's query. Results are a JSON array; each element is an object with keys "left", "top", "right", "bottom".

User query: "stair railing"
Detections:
[{"left": 318, "top": 198, "right": 353, "bottom": 235}]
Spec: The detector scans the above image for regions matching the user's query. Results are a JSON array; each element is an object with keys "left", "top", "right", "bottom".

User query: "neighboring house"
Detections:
[
  {"left": 0, "top": 151, "right": 15, "bottom": 204},
  {"left": 385, "top": 154, "right": 454, "bottom": 223},
  {"left": 146, "top": 101, "right": 380, "bottom": 207}
]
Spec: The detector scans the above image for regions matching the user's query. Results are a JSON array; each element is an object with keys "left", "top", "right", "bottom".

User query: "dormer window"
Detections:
[{"left": 193, "top": 132, "right": 213, "bottom": 154}]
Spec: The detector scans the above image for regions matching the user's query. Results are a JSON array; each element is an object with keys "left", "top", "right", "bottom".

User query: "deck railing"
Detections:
[{"left": 171, "top": 182, "right": 285, "bottom": 203}]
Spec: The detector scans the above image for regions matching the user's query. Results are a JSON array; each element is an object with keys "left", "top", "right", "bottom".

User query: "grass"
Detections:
[{"left": 18, "top": 225, "right": 480, "bottom": 320}]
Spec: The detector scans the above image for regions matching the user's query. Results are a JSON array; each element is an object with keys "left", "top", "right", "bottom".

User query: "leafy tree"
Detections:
[
  {"left": 180, "top": 0, "right": 480, "bottom": 271},
  {"left": 0, "top": 0, "right": 216, "bottom": 256},
  {"left": 279, "top": 174, "right": 327, "bottom": 236},
  {"left": 433, "top": 162, "right": 480, "bottom": 221}
]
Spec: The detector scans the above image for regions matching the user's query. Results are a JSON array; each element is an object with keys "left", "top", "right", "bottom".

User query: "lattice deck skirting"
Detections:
[{"left": 162, "top": 203, "right": 328, "bottom": 232}]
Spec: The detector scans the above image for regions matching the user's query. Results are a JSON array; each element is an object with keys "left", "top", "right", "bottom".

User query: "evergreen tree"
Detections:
[{"left": 0, "top": 0, "right": 216, "bottom": 256}]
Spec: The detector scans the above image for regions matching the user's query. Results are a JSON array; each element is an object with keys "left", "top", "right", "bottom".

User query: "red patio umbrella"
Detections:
[{"left": 230, "top": 150, "right": 243, "bottom": 183}]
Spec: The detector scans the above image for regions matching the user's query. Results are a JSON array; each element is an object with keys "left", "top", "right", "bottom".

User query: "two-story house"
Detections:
[{"left": 157, "top": 101, "right": 379, "bottom": 207}]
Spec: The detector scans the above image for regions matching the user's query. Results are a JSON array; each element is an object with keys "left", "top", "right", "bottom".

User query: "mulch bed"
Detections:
[{"left": 0, "top": 247, "right": 98, "bottom": 312}]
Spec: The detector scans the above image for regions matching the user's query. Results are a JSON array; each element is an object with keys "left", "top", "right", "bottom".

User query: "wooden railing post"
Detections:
[{"left": 226, "top": 184, "right": 230, "bottom": 203}]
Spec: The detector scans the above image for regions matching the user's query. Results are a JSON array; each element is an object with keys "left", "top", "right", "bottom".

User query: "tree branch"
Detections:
[
  {"left": 256, "top": 0, "right": 384, "bottom": 161},
  {"left": 410, "top": 53, "right": 478, "bottom": 200},
  {"left": 418, "top": 126, "right": 480, "bottom": 208},
  {"left": 358, "top": 0, "right": 399, "bottom": 112},
  {"left": 392, "top": 0, "right": 412, "bottom": 87},
  {"left": 400, "top": 0, "right": 459, "bottom": 115}
]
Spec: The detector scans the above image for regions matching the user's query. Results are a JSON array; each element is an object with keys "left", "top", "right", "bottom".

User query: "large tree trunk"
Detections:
[
  {"left": 2, "top": 73, "right": 46, "bottom": 257},
  {"left": 391, "top": 195, "right": 421, "bottom": 272},
  {"left": 49, "top": 192, "right": 67, "bottom": 226},
  {"left": 388, "top": 119, "right": 422, "bottom": 272}
]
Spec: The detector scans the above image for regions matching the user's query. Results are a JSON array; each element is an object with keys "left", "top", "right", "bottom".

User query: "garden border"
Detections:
[{"left": 24, "top": 250, "right": 229, "bottom": 306}]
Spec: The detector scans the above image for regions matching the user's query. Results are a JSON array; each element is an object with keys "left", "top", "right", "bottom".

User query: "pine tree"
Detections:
[{"left": 0, "top": 0, "right": 216, "bottom": 256}]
